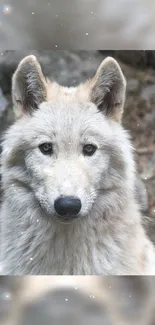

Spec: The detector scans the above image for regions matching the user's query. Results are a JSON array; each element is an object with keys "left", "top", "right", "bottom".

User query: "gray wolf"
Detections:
[{"left": 0, "top": 55, "right": 155, "bottom": 275}]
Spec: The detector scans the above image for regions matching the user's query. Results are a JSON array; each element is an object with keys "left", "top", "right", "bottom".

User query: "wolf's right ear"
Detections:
[
  {"left": 89, "top": 57, "right": 126, "bottom": 122},
  {"left": 12, "top": 55, "right": 47, "bottom": 118}
]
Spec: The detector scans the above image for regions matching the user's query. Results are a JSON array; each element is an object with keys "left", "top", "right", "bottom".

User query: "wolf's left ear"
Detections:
[
  {"left": 89, "top": 57, "right": 126, "bottom": 122},
  {"left": 12, "top": 55, "right": 47, "bottom": 117}
]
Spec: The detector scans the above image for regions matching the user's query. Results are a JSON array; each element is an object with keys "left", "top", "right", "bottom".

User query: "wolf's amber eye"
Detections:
[
  {"left": 83, "top": 144, "right": 97, "bottom": 156},
  {"left": 39, "top": 143, "right": 53, "bottom": 155}
]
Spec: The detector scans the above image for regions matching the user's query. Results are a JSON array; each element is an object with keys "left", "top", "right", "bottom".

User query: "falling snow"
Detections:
[
  {"left": 1, "top": 292, "right": 12, "bottom": 300},
  {"left": 2, "top": 4, "right": 12, "bottom": 15}
]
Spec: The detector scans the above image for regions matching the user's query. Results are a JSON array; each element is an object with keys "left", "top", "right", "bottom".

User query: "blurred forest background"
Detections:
[
  {"left": 0, "top": 0, "right": 155, "bottom": 48},
  {"left": 0, "top": 276, "right": 155, "bottom": 325}
]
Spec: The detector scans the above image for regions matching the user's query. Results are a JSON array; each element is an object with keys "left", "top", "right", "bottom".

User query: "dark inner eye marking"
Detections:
[
  {"left": 83, "top": 144, "right": 97, "bottom": 156},
  {"left": 39, "top": 142, "right": 53, "bottom": 155}
]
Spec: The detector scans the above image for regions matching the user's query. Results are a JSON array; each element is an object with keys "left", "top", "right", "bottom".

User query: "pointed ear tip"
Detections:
[
  {"left": 102, "top": 56, "right": 121, "bottom": 69},
  {"left": 101, "top": 56, "right": 126, "bottom": 83},
  {"left": 24, "top": 54, "right": 38, "bottom": 62},
  {"left": 12, "top": 55, "right": 40, "bottom": 88},
  {"left": 17, "top": 55, "right": 38, "bottom": 68}
]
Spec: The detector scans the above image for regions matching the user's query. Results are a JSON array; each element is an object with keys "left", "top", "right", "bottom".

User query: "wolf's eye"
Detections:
[
  {"left": 83, "top": 144, "right": 97, "bottom": 156},
  {"left": 39, "top": 143, "right": 53, "bottom": 155}
]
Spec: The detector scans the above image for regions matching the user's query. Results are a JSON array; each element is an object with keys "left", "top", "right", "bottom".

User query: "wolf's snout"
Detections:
[{"left": 54, "top": 196, "right": 81, "bottom": 217}]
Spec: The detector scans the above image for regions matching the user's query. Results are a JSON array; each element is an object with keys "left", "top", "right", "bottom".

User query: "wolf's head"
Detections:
[{"left": 2, "top": 55, "right": 135, "bottom": 223}]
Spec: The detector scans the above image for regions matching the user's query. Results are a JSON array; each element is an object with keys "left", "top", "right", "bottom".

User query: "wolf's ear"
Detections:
[
  {"left": 12, "top": 55, "right": 47, "bottom": 117},
  {"left": 89, "top": 57, "right": 126, "bottom": 122}
]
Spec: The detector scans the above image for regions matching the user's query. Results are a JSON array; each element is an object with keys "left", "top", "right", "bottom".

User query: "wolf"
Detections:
[{"left": 0, "top": 55, "right": 155, "bottom": 275}]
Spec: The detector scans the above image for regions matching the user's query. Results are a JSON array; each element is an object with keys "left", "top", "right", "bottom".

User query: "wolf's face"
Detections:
[{"left": 2, "top": 55, "right": 134, "bottom": 223}]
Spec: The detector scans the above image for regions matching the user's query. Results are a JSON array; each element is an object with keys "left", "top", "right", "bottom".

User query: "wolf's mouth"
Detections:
[{"left": 54, "top": 213, "right": 81, "bottom": 224}]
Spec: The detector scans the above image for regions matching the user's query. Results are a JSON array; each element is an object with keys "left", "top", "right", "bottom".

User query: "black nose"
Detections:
[{"left": 54, "top": 196, "right": 81, "bottom": 216}]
